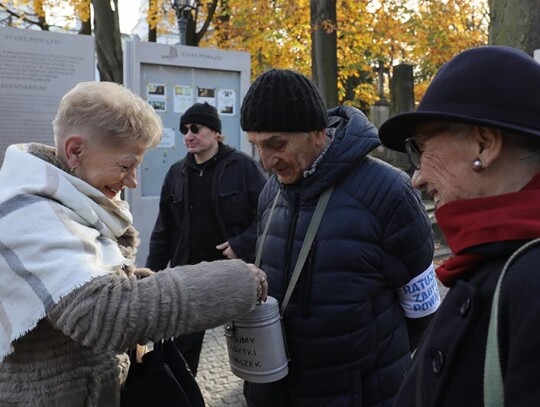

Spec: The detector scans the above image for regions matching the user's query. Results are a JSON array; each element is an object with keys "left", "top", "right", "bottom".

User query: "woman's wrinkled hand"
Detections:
[{"left": 246, "top": 263, "right": 268, "bottom": 303}]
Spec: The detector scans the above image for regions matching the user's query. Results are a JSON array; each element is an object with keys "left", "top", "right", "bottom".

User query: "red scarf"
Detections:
[{"left": 436, "top": 172, "right": 540, "bottom": 286}]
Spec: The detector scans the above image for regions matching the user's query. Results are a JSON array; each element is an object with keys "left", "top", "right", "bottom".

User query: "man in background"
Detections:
[{"left": 146, "top": 102, "right": 267, "bottom": 375}]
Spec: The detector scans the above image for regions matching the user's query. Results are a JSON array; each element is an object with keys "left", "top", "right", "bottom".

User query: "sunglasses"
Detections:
[
  {"left": 180, "top": 124, "right": 202, "bottom": 135},
  {"left": 404, "top": 125, "right": 450, "bottom": 170}
]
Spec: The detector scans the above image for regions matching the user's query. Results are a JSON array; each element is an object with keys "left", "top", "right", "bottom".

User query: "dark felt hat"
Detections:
[
  {"left": 379, "top": 46, "right": 540, "bottom": 152},
  {"left": 240, "top": 69, "right": 328, "bottom": 132},
  {"left": 180, "top": 102, "right": 221, "bottom": 133}
]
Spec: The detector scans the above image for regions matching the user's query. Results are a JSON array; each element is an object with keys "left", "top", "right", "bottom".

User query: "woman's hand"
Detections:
[{"left": 246, "top": 263, "right": 268, "bottom": 303}]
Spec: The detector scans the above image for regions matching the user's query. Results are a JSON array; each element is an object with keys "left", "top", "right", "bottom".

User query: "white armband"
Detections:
[{"left": 397, "top": 263, "right": 441, "bottom": 318}]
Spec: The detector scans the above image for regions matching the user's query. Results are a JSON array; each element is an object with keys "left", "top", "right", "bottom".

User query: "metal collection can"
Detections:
[{"left": 224, "top": 296, "right": 288, "bottom": 383}]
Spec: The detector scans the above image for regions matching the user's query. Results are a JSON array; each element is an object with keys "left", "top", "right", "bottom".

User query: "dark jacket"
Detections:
[
  {"left": 244, "top": 106, "right": 435, "bottom": 407},
  {"left": 146, "top": 143, "right": 267, "bottom": 270},
  {"left": 394, "top": 239, "right": 540, "bottom": 406}
]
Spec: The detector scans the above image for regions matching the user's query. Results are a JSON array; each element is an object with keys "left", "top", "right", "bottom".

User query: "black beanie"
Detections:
[
  {"left": 240, "top": 69, "right": 328, "bottom": 132},
  {"left": 180, "top": 102, "right": 221, "bottom": 133}
]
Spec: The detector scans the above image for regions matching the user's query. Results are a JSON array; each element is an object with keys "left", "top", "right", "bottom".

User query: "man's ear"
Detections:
[
  {"left": 314, "top": 129, "right": 327, "bottom": 147},
  {"left": 474, "top": 126, "right": 503, "bottom": 169},
  {"left": 64, "top": 136, "right": 86, "bottom": 170}
]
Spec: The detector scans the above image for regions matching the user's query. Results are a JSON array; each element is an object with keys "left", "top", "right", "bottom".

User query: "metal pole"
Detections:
[{"left": 177, "top": 10, "right": 188, "bottom": 45}]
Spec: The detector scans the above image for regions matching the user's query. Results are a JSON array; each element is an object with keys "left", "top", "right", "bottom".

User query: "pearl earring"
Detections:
[{"left": 472, "top": 158, "right": 483, "bottom": 172}]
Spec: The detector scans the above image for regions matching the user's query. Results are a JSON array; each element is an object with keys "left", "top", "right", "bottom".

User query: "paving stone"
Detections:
[{"left": 198, "top": 326, "right": 246, "bottom": 407}]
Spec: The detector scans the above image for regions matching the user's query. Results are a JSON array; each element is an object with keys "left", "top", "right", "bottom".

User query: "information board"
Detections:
[
  {"left": 123, "top": 39, "right": 251, "bottom": 265},
  {"left": 0, "top": 26, "right": 95, "bottom": 165}
]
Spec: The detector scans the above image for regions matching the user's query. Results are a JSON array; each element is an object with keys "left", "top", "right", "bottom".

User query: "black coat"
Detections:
[
  {"left": 394, "top": 239, "right": 540, "bottom": 406},
  {"left": 146, "top": 143, "right": 267, "bottom": 270},
  {"left": 244, "top": 106, "right": 436, "bottom": 407}
]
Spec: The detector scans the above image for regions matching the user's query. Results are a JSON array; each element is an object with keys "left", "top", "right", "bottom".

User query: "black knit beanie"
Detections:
[
  {"left": 240, "top": 69, "right": 328, "bottom": 132},
  {"left": 180, "top": 102, "right": 221, "bottom": 133}
]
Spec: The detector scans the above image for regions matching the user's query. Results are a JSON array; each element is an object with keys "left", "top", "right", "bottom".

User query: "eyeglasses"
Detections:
[
  {"left": 404, "top": 125, "right": 450, "bottom": 170},
  {"left": 180, "top": 124, "right": 201, "bottom": 135}
]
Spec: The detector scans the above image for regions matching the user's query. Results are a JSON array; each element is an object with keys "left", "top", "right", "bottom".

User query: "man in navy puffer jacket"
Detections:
[{"left": 240, "top": 69, "right": 439, "bottom": 407}]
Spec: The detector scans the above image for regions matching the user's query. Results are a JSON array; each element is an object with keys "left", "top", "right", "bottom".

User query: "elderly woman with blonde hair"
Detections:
[
  {"left": 0, "top": 81, "right": 267, "bottom": 406},
  {"left": 379, "top": 46, "right": 540, "bottom": 406}
]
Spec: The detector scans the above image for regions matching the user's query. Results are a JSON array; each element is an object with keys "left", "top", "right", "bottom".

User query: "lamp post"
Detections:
[{"left": 171, "top": 0, "right": 199, "bottom": 45}]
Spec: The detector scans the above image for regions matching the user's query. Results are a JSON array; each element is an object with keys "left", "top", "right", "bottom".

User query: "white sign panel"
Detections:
[{"left": 0, "top": 27, "right": 94, "bottom": 165}]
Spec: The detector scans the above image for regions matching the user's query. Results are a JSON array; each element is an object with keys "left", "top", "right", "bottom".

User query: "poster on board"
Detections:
[
  {"left": 157, "top": 127, "right": 175, "bottom": 148},
  {"left": 197, "top": 87, "right": 216, "bottom": 106},
  {"left": 146, "top": 83, "right": 167, "bottom": 111},
  {"left": 173, "top": 85, "right": 193, "bottom": 113},
  {"left": 218, "top": 89, "right": 235, "bottom": 116}
]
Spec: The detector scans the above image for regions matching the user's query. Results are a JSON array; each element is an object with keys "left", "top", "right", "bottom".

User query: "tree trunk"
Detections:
[
  {"left": 37, "top": 15, "right": 49, "bottom": 31},
  {"left": 35, "top": 1, "right": 49, "bottom": 30},
  {"left": 217, "top": 0, "right": 231, "bottom": 47},
  {"left": 148, "top": 0, "right": 156, "bottom": 42},
  {"left": 186, "top": 14, "right": 198, "bottom": 45},
  {"left": 92, "top": 0, "right": 123, "bottom": 83},
  {"left": 148, "top": 27, "right": 157, "bottom": 42},
  {"left": 79, "top": 19, "right": 91, "bottom": 35},
  {"left": 488, "top": 0, "right": 540, "bottom": 55},
  {"left": 194, "top": 0, "right": 219, "bottom": 46},
  {"left": 310, "top": 0, "right": 338, "bottom": 109},
  {"left": 79, "top": 2, "right": 92, "bottom": 35}
]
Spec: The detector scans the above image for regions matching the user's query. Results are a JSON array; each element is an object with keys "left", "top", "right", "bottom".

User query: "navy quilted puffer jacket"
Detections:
[{"left": 244, "top": 106, "right": 435, "bottom": 407}]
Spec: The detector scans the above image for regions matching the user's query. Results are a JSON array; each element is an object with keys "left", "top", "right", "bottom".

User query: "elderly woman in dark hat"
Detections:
[
  {"left": 379, "top": 46, "right": 540, "bottom": 406},
  {"left": 0, "top": 81, "right": 267, "bottom": 405}
]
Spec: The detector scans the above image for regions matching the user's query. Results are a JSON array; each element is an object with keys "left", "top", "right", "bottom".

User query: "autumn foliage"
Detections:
[
  {"left": 197, "top": 0, "right": 488, "bottom": 106},
  {"left": 2, "top": 0, "right": 488, "bottom": 107}
]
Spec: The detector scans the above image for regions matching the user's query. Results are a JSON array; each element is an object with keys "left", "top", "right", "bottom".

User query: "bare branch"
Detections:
[
  {"left": 196, "top": 0, "right": 218, "bottom": 44},
  {"left": 0, "top": 2, "right": 47, "bottom": 29}
]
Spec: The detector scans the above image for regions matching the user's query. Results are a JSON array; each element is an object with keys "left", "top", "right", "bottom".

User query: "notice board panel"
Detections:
[
  {"left": 123, "top": 40, "right": 251, "bottom": 265},
  {"left": 0, "top": 26, "right": 94, "bottom": 165},
  {"left": 139, "top": 64, "right": 243, "bottom": 197}
]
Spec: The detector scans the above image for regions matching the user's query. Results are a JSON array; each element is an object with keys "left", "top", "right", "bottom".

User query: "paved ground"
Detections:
[
  {"left": 196, "top": 244, "right": 451, "bottom": 406},
  {"left": 197, "top": 326, "right": 246, "bottom": 407}
]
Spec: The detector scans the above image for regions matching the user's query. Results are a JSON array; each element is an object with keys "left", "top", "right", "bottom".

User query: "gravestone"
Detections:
[
  {"left": 370, "top": 61, "right": 390, "bottom": 160},
  {"left": 385, "top": 63, "right": 414, "bottom": 172}
]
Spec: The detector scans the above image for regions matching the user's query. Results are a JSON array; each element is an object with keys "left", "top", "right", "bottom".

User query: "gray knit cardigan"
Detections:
[{"left": 0, "top": 145, "right": 259, "bottom": 406}]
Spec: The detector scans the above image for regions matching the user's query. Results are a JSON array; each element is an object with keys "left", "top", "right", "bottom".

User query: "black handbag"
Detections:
[{"left": 121, "top": 340, "right": 205, "bottom": 407}]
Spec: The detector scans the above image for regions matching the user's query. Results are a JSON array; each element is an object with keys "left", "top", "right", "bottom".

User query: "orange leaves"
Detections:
[
  {"left": 70, "top": 0, "right": 91, "bottom": 22},
  {"left": 201, "top": 0, "right": 312, "bottom": 76},
  {"left": 407, "top": 0, "right": 488, "bottom": 103},
  {"left": 319, "top": 18, "right": 336, "bottom": 34},
  {"left": 146, "top": 0, "right": 160, "bottom": 30},
  {"left": 197, "top": 0, "right": 488, "bottom": 107},
  {"left": 32, "top": 0, "right": 45, "bottom": 17}
]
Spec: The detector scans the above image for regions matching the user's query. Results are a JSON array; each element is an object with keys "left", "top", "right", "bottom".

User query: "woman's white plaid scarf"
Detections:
[{"left": 0, "top": 144, "right": 132, "bottom": 360}]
